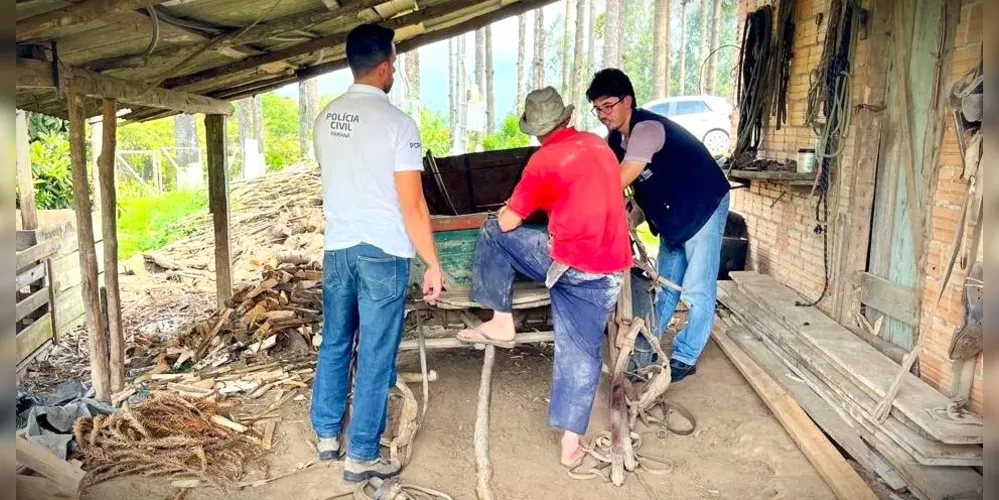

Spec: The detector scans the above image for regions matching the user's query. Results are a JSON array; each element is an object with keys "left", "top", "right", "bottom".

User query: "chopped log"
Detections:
[
  {"left": 474, "top": 345, "right": 496, "bottom": 500},
  {"left": 67, "top": 92, "right": 111, "bottom": 401},
  {"left": 211, "top": 415, "right": 247, "bottom": 433},
  {"left": 16, "top": 435, "right": 85, "bottom": 496},
  {"left": 399, "top": 370, "right": 439, "bottom": 384},
  {"left": 262, "top": 421, "right": 276, "bottom": 451}
]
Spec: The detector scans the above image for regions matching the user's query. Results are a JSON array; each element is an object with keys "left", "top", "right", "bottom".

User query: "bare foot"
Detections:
[{"left": 560, "top": 431, "right": 585, "bottom": 467}]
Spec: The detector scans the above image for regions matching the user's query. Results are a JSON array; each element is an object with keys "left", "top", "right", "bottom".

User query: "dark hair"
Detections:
[
  {"left": 345, "top": 24, "right": 396, "bottom": 76},
  {"left": 586, "top": 68, "right": 637, "bottom": 109}
]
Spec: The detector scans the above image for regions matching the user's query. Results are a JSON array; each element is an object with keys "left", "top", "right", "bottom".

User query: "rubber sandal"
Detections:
[{"left": 456, "top": 327, "right": 516, "bottom": 349}]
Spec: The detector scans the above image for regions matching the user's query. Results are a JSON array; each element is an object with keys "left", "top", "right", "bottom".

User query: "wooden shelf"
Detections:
[{"left": 727, "top": 169, "right": 818, "bottom": 187}]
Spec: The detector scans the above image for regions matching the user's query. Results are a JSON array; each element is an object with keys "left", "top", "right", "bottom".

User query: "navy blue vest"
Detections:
[{"left": 608, "top": 108, "right": 729, "bottom": 247}]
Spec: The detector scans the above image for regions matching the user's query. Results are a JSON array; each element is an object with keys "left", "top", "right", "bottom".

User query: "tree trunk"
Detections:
[
  {"left": 602, "top": 0, "right": 620, "bottom": 69},
  {"left": 449, "top": 39, "right": 456, "bottom": 132},
  {"left": 584, "top": 0, "right": 596, "bottom": 128},
  {"left": 617, "top": 0, "right": 626, "bottom": 64},
  {"left": 475, "top": 29, "right": 485, "bottom": 101},
  {"left": 678, "top": 0, "right": 688, "bottom": 95},
  {"left": 562, "top": 0, "right": 575, "bottom": 95},
  {"left": 405, "top": 49, "right": 421, "bottom": 99},
  {"left": 706, "top": 0, "right": 722, "bottom": 95},
  {"left": 173, "top": 113, "right": 199, "bottom": 172},
  {"left": 698, "top": 0, "right": 709, "bottom": 93},
  {"left": 533, "top": 8, "right": 545, "bottom": 89},
  {"left": 571, "top": 0, "right": 586, "bottom": 125},
  {"left": 516, "top": 14, "right": 527, "bottom": 113},
  {"left": 485, "top": 26, "right": 495, "bottom": 134},
  {"left": 252, "top": 94, "right": 264, "bottom": 155},
  {"left": 298, "top": 78, "right": 318, "bottom": 158},
  {"left": 652, "top": 0, "right": 671, "bottom": 99},
  {"left": 237, "top": 100, "right": 250, "bottom": 173}
]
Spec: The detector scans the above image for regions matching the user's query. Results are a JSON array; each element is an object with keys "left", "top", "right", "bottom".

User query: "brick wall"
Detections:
[
  {"left": 731, "top": 0, "right": 857, "bottom": 314},
  {"left": 914, "top": 0, "right": 983, "bottom": 415},
  {"left": 731, "top": 0, "right": 983, "bottom": 414}
]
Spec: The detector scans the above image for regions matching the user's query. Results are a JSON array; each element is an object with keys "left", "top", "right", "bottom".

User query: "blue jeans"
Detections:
[
  {"left": 310, "top": 244, "right": 411, "bottom": 462},
  {"left": 655, "top": 193, "right": 729, "bottom": 366},
  {"left": 471, "top": 220, "right": 622, "bottom": 435}
]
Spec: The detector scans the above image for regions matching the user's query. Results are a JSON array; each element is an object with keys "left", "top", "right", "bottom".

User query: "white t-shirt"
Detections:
[{"left": 314, "top": 84, "right": 424, "bottom": 258}]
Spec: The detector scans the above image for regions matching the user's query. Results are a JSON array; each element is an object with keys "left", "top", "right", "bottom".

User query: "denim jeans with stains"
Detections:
[
  {"left": 471, "top": 220, "right": 622, "bottom": 435},
  {"left": 655, "top": 192, "right": 729, "bottom": 366},
  {"left": 311, "top": 244, "right": 410, "bottom": 462}
]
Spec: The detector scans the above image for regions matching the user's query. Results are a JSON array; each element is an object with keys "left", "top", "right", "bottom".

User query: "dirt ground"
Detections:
[{"left": 82, "top": 341, "right": 835, "bottom": 500}]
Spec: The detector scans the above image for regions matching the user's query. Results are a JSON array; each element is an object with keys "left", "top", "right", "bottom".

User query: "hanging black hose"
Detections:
[
  {"left": 796, "top": 0, "right": 859, "bottom": 308},
  {"left": 734, "top": 7, "right": 774, "bottom": 157},
  {"left": 772, "top": 0, "right": 798, "bottom": 130}
]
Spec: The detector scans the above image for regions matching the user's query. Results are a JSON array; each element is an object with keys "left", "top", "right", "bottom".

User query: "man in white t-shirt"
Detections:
[{"left": 309, "top": 23, "right": 443, "bottom": 483}]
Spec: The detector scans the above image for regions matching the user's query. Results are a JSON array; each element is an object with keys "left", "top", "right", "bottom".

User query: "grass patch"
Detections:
[{"left": 117, "top": 190, "right": 208, "bottom": 259}]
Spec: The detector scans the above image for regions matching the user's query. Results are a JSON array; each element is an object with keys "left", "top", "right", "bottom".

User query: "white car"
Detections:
[{"left": 587, "top": 95, "right": 734, "bottom": 156}]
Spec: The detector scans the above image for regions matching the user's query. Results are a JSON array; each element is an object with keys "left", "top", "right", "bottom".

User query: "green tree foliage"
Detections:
[
  {"left": 27, "top": 132, "right": 74, "bottom": 210},
  {"left": 260, "top": 93, "right": 302, "bottom": 171},
  {"left": 420, "top": 108, "right": 452, "bottom": 156},
  {"left": 27, "top": 112, "right": 67, "bottom": 142},
  {"left": 481, "top": 114, "right": 531, "bottom": 151}
]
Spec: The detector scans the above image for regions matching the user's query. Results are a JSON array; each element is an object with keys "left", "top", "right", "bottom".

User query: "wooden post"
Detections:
[
  {"left": 473, "top": 345, "right": 496, "bottom": 500},
  {"left": 205, "top": 114, "right": 232, "bottom": 308},
  {"left": 90, "top": 115, "right": 103, "bottom": 208},
  {"left": 67, "top": 92, "right": 111, "bottom": 400},
  {"left": 16, "top": 110, "right": 38, "bottom": 231},
  {"left": 98, "top": 98, "right": 125, "bottom": 393}
]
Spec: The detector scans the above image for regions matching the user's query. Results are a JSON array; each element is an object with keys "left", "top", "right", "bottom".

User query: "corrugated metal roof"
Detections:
[{"left": 15, "top": 0, "right": 557, "bottom": 121}]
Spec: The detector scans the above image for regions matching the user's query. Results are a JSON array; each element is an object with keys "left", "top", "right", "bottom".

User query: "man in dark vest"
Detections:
[{"left": 586, "top": 68, "right": 730, "bottom": 383}]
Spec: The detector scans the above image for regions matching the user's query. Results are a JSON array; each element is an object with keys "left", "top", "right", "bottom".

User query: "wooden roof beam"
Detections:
[
  {"left": 86, "top": 0, "right": 386, "bottom": 73},
  {"left": 161, "top": 0, "right": 485, "bottom": 90},
  {"left": 17, "top": 0, "right": 171, "bottom": 43},
  {"left": 17, "top": 57, "right": 234, "bottom": 116}
]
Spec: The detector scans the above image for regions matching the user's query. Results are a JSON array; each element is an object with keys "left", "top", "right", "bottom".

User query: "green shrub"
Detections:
[
  {"left": 26, "top": 132, "right": 75, "bottom": 210},
  {"left": 481, "top": 114, "right": 531, "bottom": 151}
]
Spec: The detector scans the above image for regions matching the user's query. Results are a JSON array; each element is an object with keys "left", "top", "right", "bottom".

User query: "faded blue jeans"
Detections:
[
  {"left": 656, "top": 192, "right": 729, "bottom": 366},
  {"left": 471, "top": 220, "right": 622, "bottom": 435},
  {"left": 311, "top": 244, "right": 410, "bottom": 462}
]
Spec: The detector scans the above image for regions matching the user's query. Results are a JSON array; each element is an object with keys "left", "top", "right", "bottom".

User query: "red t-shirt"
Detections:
[{"left": 506, "top": 128, "right": 631, "bottom": 274}]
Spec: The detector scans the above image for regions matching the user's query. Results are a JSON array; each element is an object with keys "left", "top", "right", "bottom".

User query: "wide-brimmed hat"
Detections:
[{"left": 519, "top": 86, "right": 574, "bottom": 136}]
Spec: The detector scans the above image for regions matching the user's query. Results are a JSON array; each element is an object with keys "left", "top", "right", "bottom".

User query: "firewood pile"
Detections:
[{"left": 149, "top": 262, "right": 324, "bottom": 376}]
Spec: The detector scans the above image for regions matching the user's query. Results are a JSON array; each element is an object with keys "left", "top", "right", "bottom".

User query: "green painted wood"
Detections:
[{"left": 867, "top": 0, "right": 943, "bottom": 349}]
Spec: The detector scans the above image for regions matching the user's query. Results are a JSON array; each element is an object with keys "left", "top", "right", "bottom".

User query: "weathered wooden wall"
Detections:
[
  {"left": 731, "top": 0, "right": 983, "bottom": 414},
  {"left": 17, "top": 209, "right": 106, "bottom": 340}
]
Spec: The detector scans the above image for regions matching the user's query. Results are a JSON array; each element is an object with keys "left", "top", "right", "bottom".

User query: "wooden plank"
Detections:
[
  {"left": 729, "top": 272, "right": 983, "bottom": 444},
  {"left": 17, "top": 287, "right": 51, "bottom": 322},
  {"left": 54, "top": 282, "right": 86, "bottom": 336},
  {"left": 860, "top": 272, "right": 918, "bottom": 325},
  {"left": 831, "top": 0, "right": 892, "bottom": 325},
  {"left": 17, "top": 263, "right": 47, "bottom": 290},
  {"left": 15, "top": 474, "right": 77, "bottom": 500},
  {"left": 17, "top": 314, "right": 54, "bottom": 364},
  {"left": 162, "top": 0, "right": 487, "bottom": 90},
  {"left": 718, "top": 282, "right": 983, "bottom": 465},
  {"left": 397, "top": 331, "right": 554, "bottom": 351},
  {"left": 68, "top": 91, "right": 111, "bottom": 401},
  {"left": 16, "top": 0, "right": 170, "bottom": 42},
  {"left": 49, "top": 241, "right": 105, "bottom": 294},
  {"left": 98, "top": 97, "right": 125, "bottom": 393},
  {"left": 16, "top": 240, "right": 58, "bottom": 272},
  {"left": 17, "top": 58, "right": 234, "bottom": 116},
  {"left": 431, "top": 213, "right": 489, "bottom": 232},
  {"left": 726, "top": 169, "right": 817, "bottom": 182},
  {"left": 710, "top": 324, "right": 880, "bottom": 500},
  {"left": 15, "top": 435, "right": 85, "bottom": 495},
  {"left": 724, "top": 325, "right": 907, "bottom": 490},
  {"left": 205, "top": 114, "right": 232, "bottom": 308},
  {"left": 16, "top": 110, "right": 39, "bottom": 230},
  {"left": 299, "top": 0, "right": 563, "bottom": 80}
]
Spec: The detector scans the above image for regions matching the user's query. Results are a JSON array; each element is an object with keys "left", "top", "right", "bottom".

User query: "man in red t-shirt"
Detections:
[{"left": 456, "top": 87, "right": 631, "bottom": 468}]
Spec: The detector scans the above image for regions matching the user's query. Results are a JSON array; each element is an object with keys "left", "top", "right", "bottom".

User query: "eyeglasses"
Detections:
[{"left": 591, "top": 98, "right": 623, "bottom": 117}]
